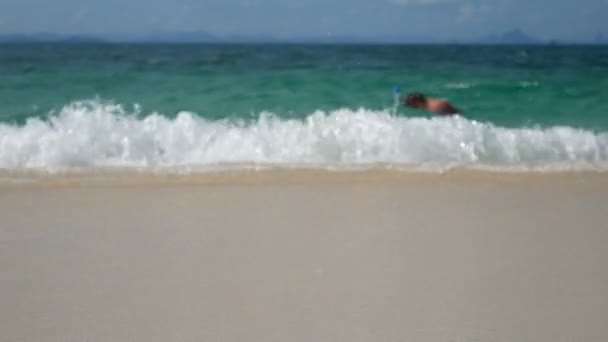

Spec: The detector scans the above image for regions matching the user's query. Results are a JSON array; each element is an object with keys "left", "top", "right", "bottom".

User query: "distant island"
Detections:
[
  {"left": 1, "top": 29, "right": 606, "bottom": 45},
  {"left": 595, "top": 33, "right": 608, "bottom": 44},
  {"left": 0, "top": 33, "right": 107, "bottom": 43}
]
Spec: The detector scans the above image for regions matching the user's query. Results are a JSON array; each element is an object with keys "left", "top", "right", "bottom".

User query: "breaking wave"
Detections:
[{"left": 0, "top": 100, "right": 607, "bottom": 172}]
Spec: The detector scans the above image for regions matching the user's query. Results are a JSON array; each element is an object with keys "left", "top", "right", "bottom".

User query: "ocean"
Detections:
[{"left": 1, "top": 43, "right": 607, "bottom": 172}]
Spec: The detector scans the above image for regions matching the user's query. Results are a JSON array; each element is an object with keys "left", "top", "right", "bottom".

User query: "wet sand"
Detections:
[{"left": 1, "top": 171, "right": 608, "bottom": 342}]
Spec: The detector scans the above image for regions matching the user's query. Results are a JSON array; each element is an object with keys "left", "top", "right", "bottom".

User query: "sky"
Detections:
[{"left": 0, "top": 0, "right": 607, "bottom": 41}]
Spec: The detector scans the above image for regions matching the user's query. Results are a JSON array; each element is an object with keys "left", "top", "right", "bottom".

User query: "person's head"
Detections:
[{"left": 404, "top": 93, "right": 427, "bottom": 109}]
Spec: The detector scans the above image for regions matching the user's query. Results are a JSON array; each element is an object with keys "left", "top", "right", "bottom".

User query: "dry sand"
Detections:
[{"left": 1, "top": 171, "right": 608, "bottom": 342}]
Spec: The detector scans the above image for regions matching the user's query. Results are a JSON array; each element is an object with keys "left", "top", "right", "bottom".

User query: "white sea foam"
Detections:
[
  {"left": 520, "top": 81, "right": 540, "bottom": 88},
  {"left": 444, "top": 82, "right": 473, "bottom": 90},
  {"left": 0, "top": 100, "right": 607, "bottom": 172}
]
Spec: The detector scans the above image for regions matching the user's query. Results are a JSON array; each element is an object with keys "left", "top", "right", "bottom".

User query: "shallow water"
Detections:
[{"left": 1, "top": 44, "right": 607, "bottom": 171}]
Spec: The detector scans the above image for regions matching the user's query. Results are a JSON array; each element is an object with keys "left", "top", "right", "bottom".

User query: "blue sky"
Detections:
[{"left": 0, "top": 0, "right": 606, "bottom": 41}]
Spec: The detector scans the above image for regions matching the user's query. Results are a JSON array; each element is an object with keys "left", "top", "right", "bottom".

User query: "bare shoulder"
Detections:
[{"left": 428, "top": 98, "right": 461, "bottom": 115}]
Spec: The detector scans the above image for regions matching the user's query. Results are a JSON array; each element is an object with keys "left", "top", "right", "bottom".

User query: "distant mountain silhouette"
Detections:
[
  {"left": 480, "top": 29, "right": 538, "bottom": 44},
  {"left": 8, "top": 29, "right": 600, "bottom": 45},
  {"left": 594, "top": 33, "right": 607, "bottom": 44},
  {"left": 0, "top": 33, "right": 106, "bottom": 43}
]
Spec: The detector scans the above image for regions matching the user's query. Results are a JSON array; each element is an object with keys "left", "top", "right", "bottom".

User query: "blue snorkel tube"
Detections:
[{"left": 392, "top": 86, "right": 401, "bottom": 115}]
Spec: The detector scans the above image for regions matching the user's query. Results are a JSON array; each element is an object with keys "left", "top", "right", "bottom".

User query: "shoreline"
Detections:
[{"left": 1, "top": 166, "right": 608, "bottom": 188}]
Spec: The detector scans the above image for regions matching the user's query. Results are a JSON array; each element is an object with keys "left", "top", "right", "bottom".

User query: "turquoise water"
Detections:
[{"left": 1, "top": 43, "right": 608, "bottom": 171}]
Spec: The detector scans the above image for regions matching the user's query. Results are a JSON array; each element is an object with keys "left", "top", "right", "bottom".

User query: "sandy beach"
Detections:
[{"left": 1, "top": 171, "right": 608, "bottom": 342}]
